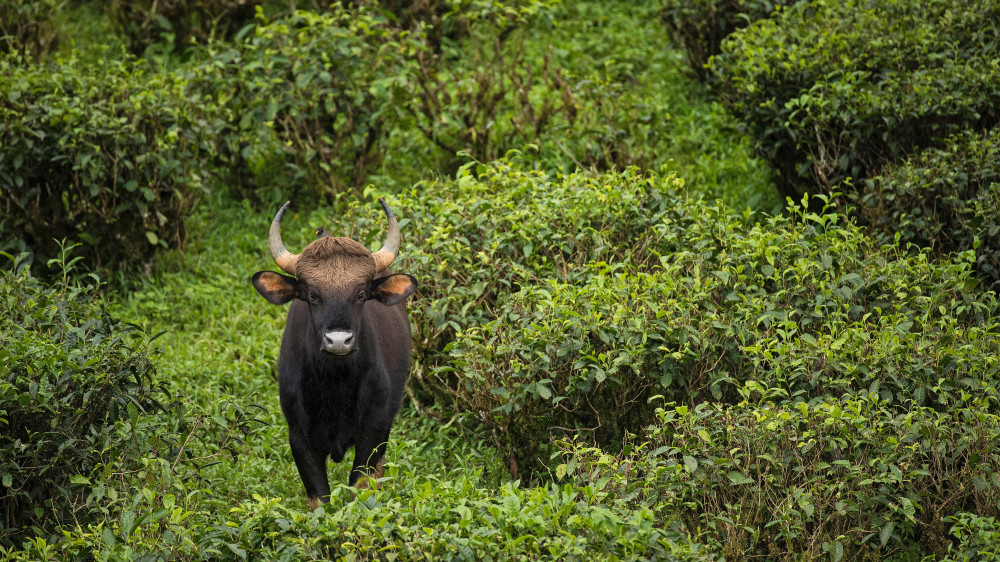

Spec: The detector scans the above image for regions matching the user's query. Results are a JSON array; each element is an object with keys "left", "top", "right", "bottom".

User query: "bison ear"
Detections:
[
  {"left": 371, "top": 273, "right": 417, "bottom": 306},
  {"left": 252, "top": 271, "right": 300, "bottom": 305}
]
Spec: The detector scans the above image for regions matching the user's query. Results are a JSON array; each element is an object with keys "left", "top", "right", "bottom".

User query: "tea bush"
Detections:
[
  {"left": 352, "top": 0, "right": 560, "bottom": 49},
  {"left": 0, "top": 54, "right": 221, "bottom": 274},
  {"left": 0, "top": 435, "right": 714, "bottom": 560},
  {"left": 558, "top": 396, "right": 1000, "bottom": 559},
  {"left": 437, "top": 181, "right": 1000, "bottom": 476},
  {"left": 0, "top": 0, "right": 60, "bottom": 59},
  {"left": 710, "top": 0, "right": 1000, "bottom": 200},
  {"left": 190, "top": 7, "right": 411, "bottom": 200},
  {"left": 860, "top": 128, "right": 1000, "bottom": 293},
  {"left": 659, "top": 0, "right": 798, "bottom": 81},
  {"left": 355, "top": 160, "right": 684, "bottom": 403},
  {"left": 0, "top": 252, "right": 168, "bottom": 546},
  {"left": 447, "top": 263, "right": 709, "bottom": 477},
  {"left": 942, "top": 513, "right": 1000, "bottom": 560},
  {"left": 401, "top": 2, "right": 675, "bottom": 176},
  {"left": 109, "top": 0, "right": 259, "bottom": 55}
]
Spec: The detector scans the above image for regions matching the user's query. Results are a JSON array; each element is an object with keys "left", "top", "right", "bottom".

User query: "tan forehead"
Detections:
[{"left": 295, "top": 237, "right": 375, "bottom": 289}]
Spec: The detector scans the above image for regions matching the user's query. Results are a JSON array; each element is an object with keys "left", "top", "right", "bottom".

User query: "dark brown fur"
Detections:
[{"left": 252, "top": 231, "right": 417, "bottom": 506}]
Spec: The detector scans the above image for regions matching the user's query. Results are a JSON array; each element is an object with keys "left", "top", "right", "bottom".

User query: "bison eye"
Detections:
[
  {"left": 308, "top": 292, "right": 322, "bottom": 304},
  {"left": 356, "top": 290, "right": 367, "bottom": 302}
]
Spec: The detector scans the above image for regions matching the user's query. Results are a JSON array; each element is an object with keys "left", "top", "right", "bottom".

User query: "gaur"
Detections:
[{"left": 251, "top": 199, "right": 417, "bottom": 508}]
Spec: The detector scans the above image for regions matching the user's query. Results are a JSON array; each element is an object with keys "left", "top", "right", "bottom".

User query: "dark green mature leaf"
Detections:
[{"left": 711, "top": 0, "right": 1000, "bottom": 201}]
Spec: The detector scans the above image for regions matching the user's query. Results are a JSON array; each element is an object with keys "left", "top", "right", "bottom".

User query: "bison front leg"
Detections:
[
  {"left": 289, "top": 431, "right": 330, "bottom": 509},
  {"left": 350, "top": 430, "right": 390, "bottom": 490}
]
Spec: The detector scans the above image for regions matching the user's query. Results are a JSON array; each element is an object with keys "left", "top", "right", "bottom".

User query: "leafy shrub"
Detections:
[
  {"left": 447, "top": 262, "right": 708, "bottom": 477},
  {"left": 404, "top": 30, "right": 574, "bottom": 168},
  {"left": 0, "top": 444, "right": 714, "bottom": 560},
  {"left": 399, "top": 1, "right": 677, "bottom": 177},
  {"left": 190, "top": 7, "right": 410, "bottom": 200},
  {"left": 109, "top": 0, "right": 259, "bottom": 55},
  {"left": 0, "top": 54, "right": 220, "bottom": 274},
  {"left": 0, "top": 252, "right": 167, "bottom": 545},
  {"left": 710, "top": 0, "right": 1000, "bottom": 200},
  {"left": 0, "top": 0, "right": 60, "bottom": 59},
  {"left": 429, "top": 177, "right": 1000, "bottom": 476},
  {"left": 359, "top": 160, "right": 682, "bottom": 402},
  {"left": 559, "top": 396, "right": 1000, "bottom": 559},
  {"left": 859, "top": 128, "right": 1000, "bottom": 293},
  {"left": 352, "top": 0, "right": 560, "bottom": 50},
  {"left": 659, "top": 0, "right": 798, "bottom": 81},
  {"left": 398, "top": 0, "right": 571, "bottom": 168},
  {"left": 942, "top": 513, "right": 1000, "bottom": 561}
]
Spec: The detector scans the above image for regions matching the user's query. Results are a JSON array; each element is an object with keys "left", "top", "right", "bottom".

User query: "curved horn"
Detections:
[
  {"left": 371, "top": 197, "right": 400, "bottom": 273},
  {"left": 269, "top": 201, "right": 300, "bottom": 275}
]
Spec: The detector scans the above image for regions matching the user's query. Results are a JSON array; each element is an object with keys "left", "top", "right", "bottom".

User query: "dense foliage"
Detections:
[
  {"left": 393, "top": 164, "right": 1000, "bottom": 480},
  {"left": 659, "top": 0, "right": 798, "bottom": 81},
  {"left": 0, "top": 0, "right": 60, "bottom": 59},
  {"left": 189, "top": 6, "right": 411, "bottom": 201},
  {"left": 710, "top": 0, "right": 1000, "bottom": 200},
  {"left": 860, "top": 128, "right": 1000, "bottom": 293},
  {"left": 4, "top": 0, "right": 999, "bottom": 559},
  {"left": 0, "top": 251, "right": 166, "bottom": 545},
  {"left": 109, "top": 0, "right": 259, "bottom": 55},
  {"left": 0, "top": 54, "right": 219, "bottom": 274},
  {"left": 559, "top": 396, "right": 1000, "bottom": 559}
]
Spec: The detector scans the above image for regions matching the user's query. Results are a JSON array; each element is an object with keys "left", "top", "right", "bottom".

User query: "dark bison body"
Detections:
[{"left": 251, "top": 200, "right": 417, "bottom": 508}]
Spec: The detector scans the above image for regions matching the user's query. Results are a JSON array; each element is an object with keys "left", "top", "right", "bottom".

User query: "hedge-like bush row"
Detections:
[
  {"left": 860, "top": 128, "right": 1000, "bottom": 293},
  {"left": 373, "top": 161, "right": 1000, "bottom": 478},
  {"left": 400, "top": 1, "right": 673, "bottom": 179},
  {"left": 0, "top": 0, "right": 60, "bottom": 59},
  {"left": 109, "top": 0, "right": 259, "bottom": 55},
  {"left": 376, "top": 160, "right": 680, "bottom": 402},
  {"left": 559, "top": 396, "right": 1000, "bottom": 559},
  {"left": 659, "top": 0, "right": 798, "bottom": 81},
  {"left": 0, "top": 54, "right": 221, "bottom": 274},
  {"left": 710, "top": 0, "right": 1000, "bottom": 200},
  {"left": 2, "top": 2, "right": 685, "bottom": 276},
  {"left": 0, "top": 254, "right": 168, "bottom": 545},
  {"left": 189, "top": 7, "right": 411, "bottom": 200}
]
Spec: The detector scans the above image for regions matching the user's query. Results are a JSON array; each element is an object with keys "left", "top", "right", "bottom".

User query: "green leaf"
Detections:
[
  {"left": 127, "top": 401, "right": 139, "bottom": 426},
  {"left": 726, "top": 471, "right": 752, "bottom": 485},
  {"left": 880, "top": 521, "right": 894, "bottom": 547},
  {"left": 831, "top": 540, "right": 844, "bottom": 562},
  {"left": 535, "top": 384, "right": 552, "bottom": 400},
  {"left": 102, "top": 527, "right": 116, "bottom": 548},
  {"left": 683, "top": 455, "right": 698, "bottom": 473},
  {"left": 121, "top": 510, "right": 136, "bottom": 535}
]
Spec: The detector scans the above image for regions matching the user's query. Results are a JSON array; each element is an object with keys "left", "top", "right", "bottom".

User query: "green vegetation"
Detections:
[
  {"left": 108, "top": 0, "right": 258, "bottom": 56},
  {"left": 659, "top": 0, "right": 800, "bottom": 81},
  {"left": 705, "top": 0, "right": 1000, "bottom": 293},
  {"left": 0, "top": 248, "right": 176, "bottom": 545},
  {"left": 0, "top": 54, "right": 219, "bottom": 272},
  {"left": 3, "top": 0, "right": 1000, "bottom": 559},
  {"left": 189, "top": 5, "right": 412, "bottom": 199},
  {"left": 0, "top": 0, "right": 61, "bottom": 59},
  {"left": 860, "top": 128, "right": 1000, "bottom": 293},
  {"left": 711, "top": 0, "right": 1000, "bottom": 198}
]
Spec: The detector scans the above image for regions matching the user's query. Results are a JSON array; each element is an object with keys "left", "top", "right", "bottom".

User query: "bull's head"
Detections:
[{"left": 251, "top": 199, "right": 418, "bottom": 355}]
